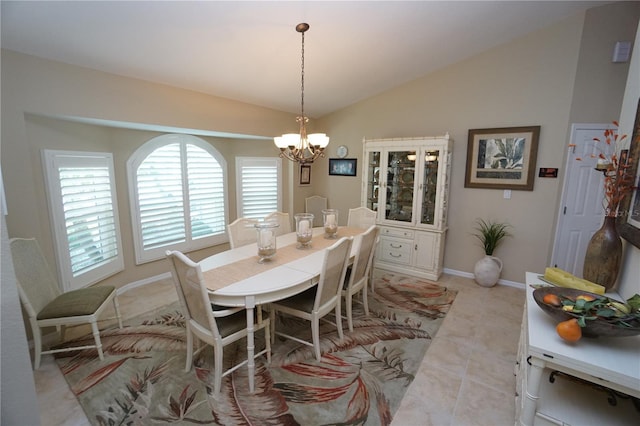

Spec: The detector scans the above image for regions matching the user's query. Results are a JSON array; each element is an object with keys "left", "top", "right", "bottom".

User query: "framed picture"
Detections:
[
  {"left": 465, "top": 126, "right": 540, "bottom": 190},
  {"left": 618, "top": 98, "right": 640, "bottom": 249},
  {"left": 299, "top": 164, "right": 311, "bottom": 186},
  {"left": 329, "top": 158, "right": 357, "bottom": 177}
]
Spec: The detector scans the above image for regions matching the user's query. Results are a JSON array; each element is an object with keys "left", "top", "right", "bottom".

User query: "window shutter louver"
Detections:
[
  {"left": 136, "top": 143, "right": 186, "bottom": 249},
  {"left": 128, "top": 134, "right": 228, "bottom": 263},
  {"left": 43, "top": 150, "right": 124, "bottom": 291},
  {"left": 187, "top": 144, "right": 226, "bottom": 238},
  {"left": 236, "top": 158, "right": 282, "bottom": 219},
  {"left": 60, "top": 166, "right": 119, "bottom": 275}
]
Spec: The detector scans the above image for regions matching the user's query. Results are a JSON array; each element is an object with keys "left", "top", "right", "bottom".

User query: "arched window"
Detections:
[{"left": 127, "top": 134, "right": 227, "bottom": 263}]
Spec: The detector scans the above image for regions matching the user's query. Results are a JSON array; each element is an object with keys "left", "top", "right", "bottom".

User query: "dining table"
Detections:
[{"left": 199, "top": 226, "right": 366, "bottom": 392}]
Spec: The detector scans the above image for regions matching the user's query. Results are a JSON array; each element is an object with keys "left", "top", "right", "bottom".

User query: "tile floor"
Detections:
[{"left": 31, "top": 271, "right": 525, "bottom": 426}]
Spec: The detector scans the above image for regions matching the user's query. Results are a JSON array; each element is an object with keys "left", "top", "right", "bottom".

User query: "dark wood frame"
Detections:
[
  {"left": 465, "top": 126, "right": 540, "bottom": 190},
  {"left": 299, "top": 164, "right": 311, "bottom": 186},
  {"left": 618, "top": 98, "right": 640, "bottom": 248},
  {"left": 328, "top": 158, "right": 357, "bottom": 177}
]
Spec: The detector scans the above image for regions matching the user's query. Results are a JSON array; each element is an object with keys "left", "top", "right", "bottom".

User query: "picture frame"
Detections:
[
  {"left": 299, "top": 164, "right": 311, "bottom": 186},
  {"left": 464, "top": 126, "right": 540, "bottom": 190},
  {"left": 618, "top": 98, "right": 640, "bottom": 249},
  {"left": 328, "top": 158, "right": 357, "bottom": 177}
]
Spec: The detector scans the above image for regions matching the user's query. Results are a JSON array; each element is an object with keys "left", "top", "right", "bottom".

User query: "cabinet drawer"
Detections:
[
  {"left": 380, "top": 227, "right": 414, "bottom": 239},
  {"left": 379, "top": 237, "right": 413, "bottom": 265}
]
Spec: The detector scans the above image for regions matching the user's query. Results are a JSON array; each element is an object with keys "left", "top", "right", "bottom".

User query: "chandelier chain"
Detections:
[{"left": 300, "top": 29, "right": 305, "bottom": 119}]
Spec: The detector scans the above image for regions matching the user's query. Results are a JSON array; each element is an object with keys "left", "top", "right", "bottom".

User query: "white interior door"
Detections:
[{"left": 551, "top": 123, "right": 614, "bottom": 276}]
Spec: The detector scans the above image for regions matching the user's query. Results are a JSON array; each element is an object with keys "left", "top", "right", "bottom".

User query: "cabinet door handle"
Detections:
[
  {"left": 389, "top": 252, "right": 402, "bottom": 258},
  {"left": 390, "top": 243, "right": 402, "bottom": 248},
  {"left": 415, "top": 244, "right": 418, "bottom": 250}
]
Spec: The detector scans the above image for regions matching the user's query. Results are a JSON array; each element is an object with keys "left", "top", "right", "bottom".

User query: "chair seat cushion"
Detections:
[
  {"left": 37, "top": 286, "right": 115, "bottom": 320},
  {"left": 217, "top": 310, "right": 253, "bottom": 337},
  {"left": 273, "top": 287, "right": 317, "bottom": 312}
]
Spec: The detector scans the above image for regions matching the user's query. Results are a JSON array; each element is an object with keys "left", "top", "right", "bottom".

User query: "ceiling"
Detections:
[{"left": 1, "top": 1, "right": 610, "bottom": 118}]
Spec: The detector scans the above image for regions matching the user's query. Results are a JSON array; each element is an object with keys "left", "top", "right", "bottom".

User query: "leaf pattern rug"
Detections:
[{"left": 54, "top": 272, "right": 456, "bottom": 425}]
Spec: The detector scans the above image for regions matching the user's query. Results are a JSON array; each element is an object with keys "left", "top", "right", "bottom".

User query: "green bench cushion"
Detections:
[{"left": 37, "top": 286, "right": 116, "bottom": 320}]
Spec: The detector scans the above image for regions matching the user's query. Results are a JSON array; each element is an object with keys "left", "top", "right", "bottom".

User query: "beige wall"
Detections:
[
  {"left": 315, "top": 2, "right": 639, "bottom": 285},
  {"left": 2, "top": 2, "right": 639, "bottom": 290},
  {"left": 1, "top": 50, "right": 298, "bottom": 287}
]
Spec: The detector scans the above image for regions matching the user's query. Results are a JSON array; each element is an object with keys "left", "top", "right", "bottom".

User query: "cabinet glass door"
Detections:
[
  {"left": 385, "top": 150, "right": 415, "bottom": 223},
  {"left": 419, "top": 149, "right": 440, "bottom": 225},
  {"left": 365, "top": 150, "right": 382, "bottom": 213}
]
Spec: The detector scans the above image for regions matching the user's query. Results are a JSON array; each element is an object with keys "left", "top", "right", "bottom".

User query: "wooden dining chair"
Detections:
[
  {"left": 342, "top": 225, "right": 379, "bottom": 332},
  {"left": 10, "top": 237, "right": 123, "bottom": 369},
  {"left": 347, "top": 207, "right": 377, "bottom": 229},
  {"left": 165, "top": 250, "right": 271, "bottom": 394},
  {"left": 305, "top": 195, "right": 327, "bottom": 227},
  {"left": 269, "top": 237, "right": 352, "bottom": 361},
  {"left": 264, "top": 211, "right": 291, "bottom": 236},
  {"left": 227, "top": 217, "right": 259, "bottom": 248}
]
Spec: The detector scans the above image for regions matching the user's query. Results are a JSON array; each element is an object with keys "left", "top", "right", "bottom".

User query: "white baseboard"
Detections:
[{"left": 443, "top": 267, "right": 525, "bottom": 289}]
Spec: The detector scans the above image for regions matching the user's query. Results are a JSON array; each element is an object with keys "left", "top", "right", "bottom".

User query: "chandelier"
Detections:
[{"left": 274, "top": 23, "right": 329, "bottom": 164}]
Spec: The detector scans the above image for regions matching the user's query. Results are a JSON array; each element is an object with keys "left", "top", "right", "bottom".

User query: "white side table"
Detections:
[{"left": 519, "top": 272, "right": 640, "bottom": 426}]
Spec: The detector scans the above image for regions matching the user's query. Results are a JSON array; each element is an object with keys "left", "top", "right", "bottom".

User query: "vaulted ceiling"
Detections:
[{"left": 1, "top": 1, "right": 610, "bottom": 117}]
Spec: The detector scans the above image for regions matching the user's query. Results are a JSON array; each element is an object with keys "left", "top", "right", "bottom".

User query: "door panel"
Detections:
[{"left": 552, "top": 124, "right": 613, "bottom": 275}]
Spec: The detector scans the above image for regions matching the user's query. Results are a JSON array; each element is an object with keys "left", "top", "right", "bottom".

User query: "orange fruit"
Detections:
[
  {"left": 576, "top": 294, "right": 596, "bottom": 302},
  {"left": 556, "top": 318, "right": 582, "bottom": 342},
  {"left": 543, "top": 293, "right": 562, "bottom": 307}
]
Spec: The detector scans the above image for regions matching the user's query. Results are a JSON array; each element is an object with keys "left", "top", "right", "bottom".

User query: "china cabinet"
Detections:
[{"left": 361, "top": 135, "right": 452, "bottom": 280}]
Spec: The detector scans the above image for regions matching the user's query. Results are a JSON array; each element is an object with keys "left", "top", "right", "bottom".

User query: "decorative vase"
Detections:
[
  {"left": 583, "top": 216, "right": 622, "bottom": 292},
  {"left": 474, "top": 255, "right": 503, "bottom": 288}
]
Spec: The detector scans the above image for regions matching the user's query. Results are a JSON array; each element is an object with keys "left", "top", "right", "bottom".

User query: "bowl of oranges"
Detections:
[{"left": 533, "top": 287, "right": 640, "bottom": 340}]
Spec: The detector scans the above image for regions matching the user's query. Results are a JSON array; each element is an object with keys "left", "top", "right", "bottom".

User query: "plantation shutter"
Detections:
[
  {"left": 187, "top": 144, "right": 226, "bottom": 238},
  {"left": 236, "top": 157, "right": 282, "bottom": 219},
  {"left": 128, "top": 134, "right": 228, "bottom": 264},
  {"left": 43, "top": 150, "right": 124, "bottom": 291},
  {"left": 136, "top": 143, "right": 186, "bottom": 249}
]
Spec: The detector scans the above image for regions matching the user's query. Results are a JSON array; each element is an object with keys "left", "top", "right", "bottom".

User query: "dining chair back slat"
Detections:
[
  {"left": 305, "top": 196, "right": 327, "bottom": 227},
  {"left": 270, "top": 236, "right": 352, "bottom": 361},
  {"left": 264, "top": 211, "right": 291, "bottom": 236},
  {"left": 227, "top": 218, "right": 259, "bottom": 248},
  {"left": 342, "top": 225, "right": 379, "bottom": 331},
  {"left": 165, "top": 250, "right": 271, "bottom": 394},
  {"left": 347, "top": 207, "right": 377, "bottom": 229}
]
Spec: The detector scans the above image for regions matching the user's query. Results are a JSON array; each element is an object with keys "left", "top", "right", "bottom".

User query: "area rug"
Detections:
[{"left": 54, "top": 273, "right": 456, "bottom": 425}]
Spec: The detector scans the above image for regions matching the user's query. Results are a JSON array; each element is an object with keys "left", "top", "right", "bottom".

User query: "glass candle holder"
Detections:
[
  {"left": 255, "top": 222, "right": 278, "bottom": 263},
  {"left": 322, "top": 209, "right": 339, "bottom": 239},
  {"left": 294, "top": 213, "right": 314, "bottom": 249}
]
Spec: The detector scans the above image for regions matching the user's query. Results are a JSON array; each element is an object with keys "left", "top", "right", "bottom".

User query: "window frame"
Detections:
[
  {"left": 42, "top": 149, "right": 124, "bottom": 291},
  {"left": 127, "top": 134, "right": 228, "bottom": 264},
  {"left": 235, "top": 156, "right": 283, "bottom": 219}
]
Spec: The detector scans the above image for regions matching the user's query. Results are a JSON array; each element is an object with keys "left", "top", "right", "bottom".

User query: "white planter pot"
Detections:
[{"left": 474, "top": 255, "right": 503, "bottom": 287}]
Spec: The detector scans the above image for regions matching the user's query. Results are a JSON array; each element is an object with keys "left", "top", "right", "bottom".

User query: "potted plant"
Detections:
[{"left": 472, "top": 218, "right": 512, "bottom": 287}]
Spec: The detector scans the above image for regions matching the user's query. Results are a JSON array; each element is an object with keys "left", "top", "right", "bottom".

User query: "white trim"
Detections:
[
  {"left": 442, "top": 267, "right": 525, "bottom": 288},
  {"left": 42, "top": 149, "right": 124, "bottom": 291}
]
